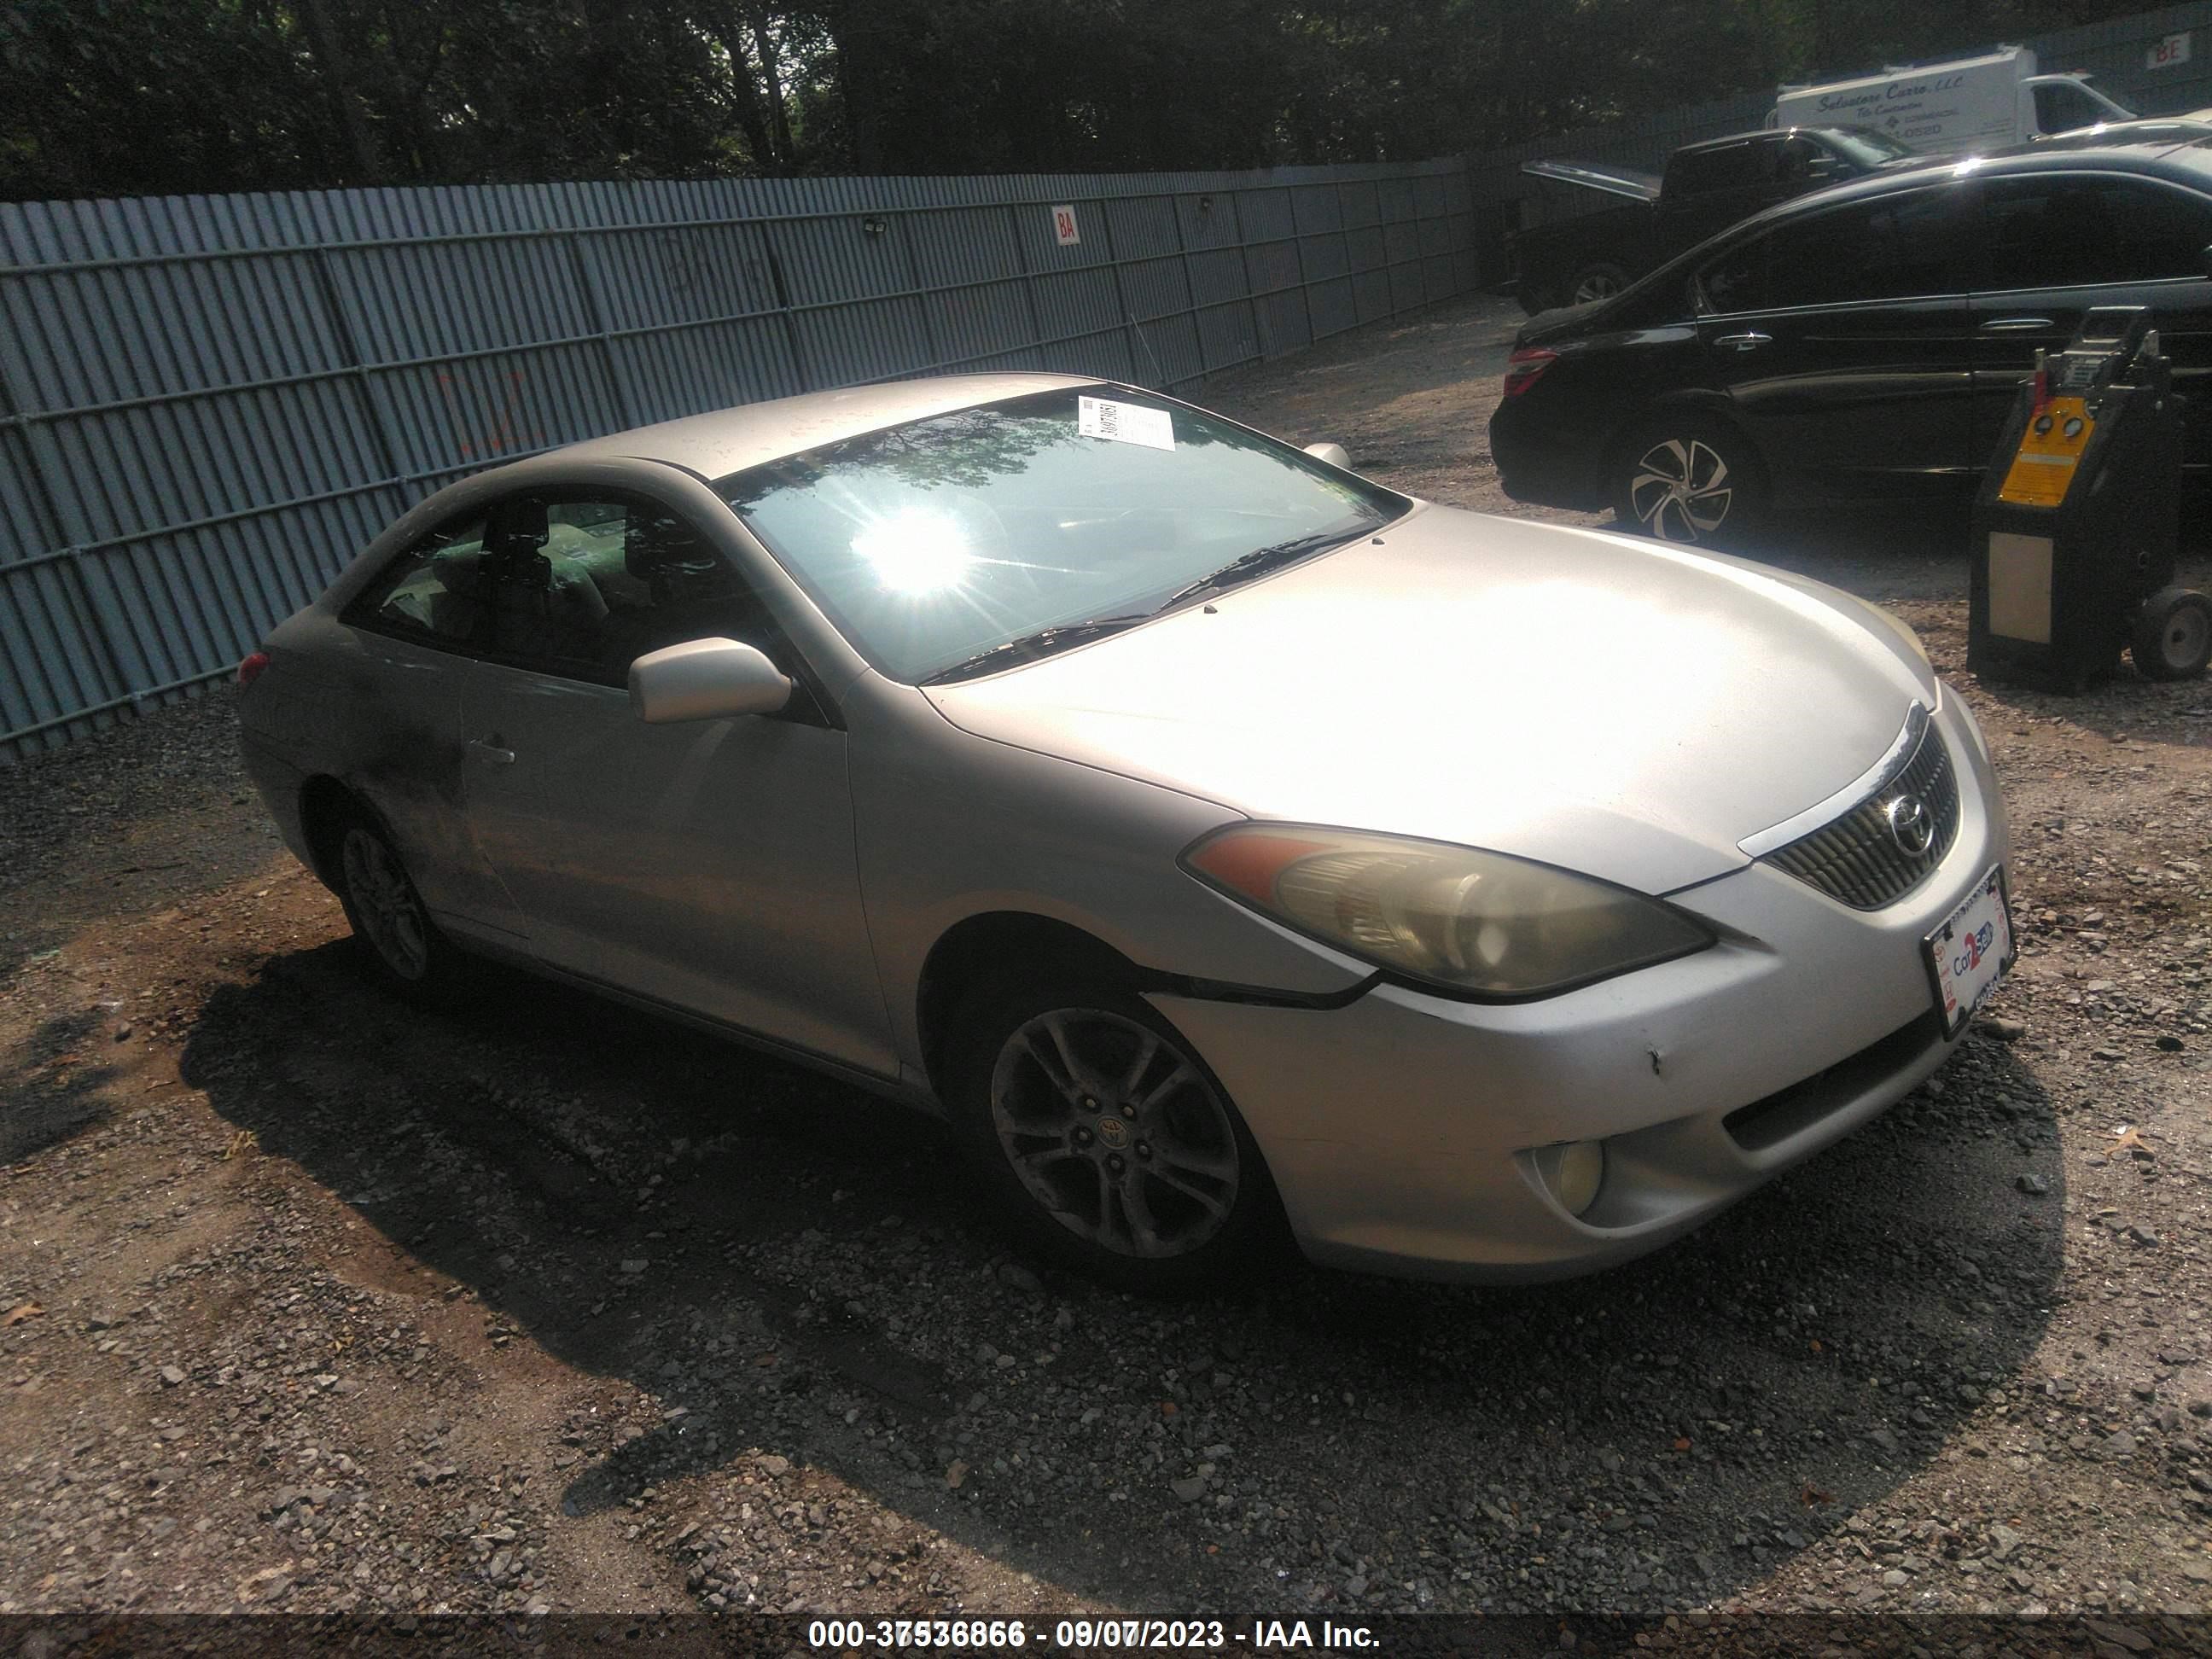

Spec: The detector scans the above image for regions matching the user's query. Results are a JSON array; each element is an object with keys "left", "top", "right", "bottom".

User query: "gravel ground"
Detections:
[{"left": 3, "top": 293, "right": 2212, "bottom": 1628}]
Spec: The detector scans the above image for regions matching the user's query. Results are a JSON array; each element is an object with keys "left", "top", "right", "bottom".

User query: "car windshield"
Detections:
[
  {"left": 716, "top": 386, "right": 1407, "bottom": 683},
  {"left": 1825, "top": 127, "right": 1916, "bottom": 167}
]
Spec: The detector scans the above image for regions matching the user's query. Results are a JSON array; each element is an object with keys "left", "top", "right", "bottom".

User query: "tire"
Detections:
[
  {"left": 2131, "top": 587, "right": 2212, "bottom": 681},
  {"left": 330, "top": 809, "right": 475, "bottom": 1007},
  {"left": 944, "top": 971, "right": 1285, "bottom": 1295},
  {"left": 1611, "top": 416, "right": 1770, "bottom": 550},
  {"left": 1565, "top": 260, "right": 1631, "bottom": 306}
]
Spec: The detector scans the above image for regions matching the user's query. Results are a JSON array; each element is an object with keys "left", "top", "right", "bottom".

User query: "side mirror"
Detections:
[
  {"left": 629, "top": 637, "right": 791, "bottom": 724},
  {"left": 1303, "top": 440, "right": 1353, "bottom": 470}
]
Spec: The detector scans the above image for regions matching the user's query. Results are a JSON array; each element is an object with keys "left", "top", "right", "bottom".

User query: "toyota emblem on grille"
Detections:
[{"left": 1884, "top": 793, "right": 1934, "bottom": 857}]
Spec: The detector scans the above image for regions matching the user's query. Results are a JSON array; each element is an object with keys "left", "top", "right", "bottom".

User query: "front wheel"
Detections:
[
  {"left": 946, "top": 974, "right": 1284, "bottom": 1293},
  {"left": 1612, "top": 418, "right": 1769, "bottom": 550},
  {"left": 2131, "top": 587, "right": 2212, "bottom": 680}
]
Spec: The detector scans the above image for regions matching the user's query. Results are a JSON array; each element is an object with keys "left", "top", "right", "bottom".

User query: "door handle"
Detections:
[
  {"left": 1978, "top": 317, "right": 2055, "bottom": 333},
  {"left": 1713, "top": 332, "right": 1772, "bottom": 352},
  {"left": 467, "top": 737, "right": 515, "bottom": 765}
]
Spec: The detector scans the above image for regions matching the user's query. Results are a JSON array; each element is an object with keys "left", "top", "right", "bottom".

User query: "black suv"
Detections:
[
  {"left": 1489, "top": 137, "right": 2212, "bottom": 545},
  {"left": 1511, "top": 125, "right": 1919, "bottom": 312}
]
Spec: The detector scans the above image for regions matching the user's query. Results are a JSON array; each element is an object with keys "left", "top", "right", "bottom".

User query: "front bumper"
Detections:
[{"left": 1150, "top": 695, "right": 2008, "bottom": 1282}]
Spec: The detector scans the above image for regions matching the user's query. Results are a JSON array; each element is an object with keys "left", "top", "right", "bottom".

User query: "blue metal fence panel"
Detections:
[
  {"left": 1307, "top": 276, "right": 1359, "bottom": 338},
  {"left": 1236, "top": 188, "right": 1296, "bottom": 242},
  {"left": 1189, "top": 247, "right": 1248, "bottom": 308},
  {"left": 1246, "top": 238, "right": 1302, "bottom": 294},
  {"left": 1103, "top": 196, "right": 1182, "bottom": 260},
  {"left": 1120, "top": 255, "right": 1191, "bottom": 323},
  {"left": 0, "top": 155, "right": 1479, "bottom": 760}
]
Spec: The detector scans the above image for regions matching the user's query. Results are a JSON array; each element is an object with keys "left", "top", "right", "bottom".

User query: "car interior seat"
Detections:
[
  {"left": 486, "top": 498, "right": 610, "bottom": 663},
  {"left": 425, "top": 548, "right": 488, "bottom": 641},
  {"left": 593, "top": 510, "right": 772, "bottom": 670}
]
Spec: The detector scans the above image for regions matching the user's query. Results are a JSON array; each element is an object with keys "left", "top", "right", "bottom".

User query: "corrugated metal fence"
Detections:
[
  {"left": 1470, "top": 0, "right": 2212, "bottom": 257},
  {"left": 0, "top": 158, "right": 1476, "bottom": 761}
]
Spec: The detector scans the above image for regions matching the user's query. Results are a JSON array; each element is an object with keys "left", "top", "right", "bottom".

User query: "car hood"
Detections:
[{"left": 923, "top": 506, "right": 1936, "bottom": 895}]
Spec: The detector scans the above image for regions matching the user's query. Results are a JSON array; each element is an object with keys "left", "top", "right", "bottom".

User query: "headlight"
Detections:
[{"left": 1181, "top": 825, "right": 1714, "bottom": 998}]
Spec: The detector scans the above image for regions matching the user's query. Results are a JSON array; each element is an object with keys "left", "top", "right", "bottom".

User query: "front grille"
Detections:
[{"left": 1763, "top": 716, "right": 1959, "bottom": 910}]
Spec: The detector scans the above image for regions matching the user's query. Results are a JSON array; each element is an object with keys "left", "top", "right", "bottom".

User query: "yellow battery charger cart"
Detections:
[{"left": 1968, "top": 306, "right": 2209, "bottom": 690}]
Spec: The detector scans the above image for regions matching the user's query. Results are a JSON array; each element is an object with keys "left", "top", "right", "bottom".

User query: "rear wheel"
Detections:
[
  {"left": 1567, "top": 260, "right": 1631, "bottom": 306},
  {"left": 2131, "top": 587, "right": 2212, "bottom": 680},
  {"left": 946, "top": 972, "right": 1284, "bottom": 1294},
  {"left": 1612, "top": 417, "right": 1768, "bottom": 550},
  {"left": 331, "top": 811, "right": 474, "bottom": 1006}
]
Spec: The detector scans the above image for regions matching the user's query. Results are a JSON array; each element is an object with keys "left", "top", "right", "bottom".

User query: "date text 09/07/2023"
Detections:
[{"left": 805, "top": 1618, "right": 1381, "bottom": 1650}]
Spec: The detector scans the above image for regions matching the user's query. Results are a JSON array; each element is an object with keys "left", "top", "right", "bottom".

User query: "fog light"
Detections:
[{"left": 1533, "top": 1139, "right": 1605, "bottom": 1217}]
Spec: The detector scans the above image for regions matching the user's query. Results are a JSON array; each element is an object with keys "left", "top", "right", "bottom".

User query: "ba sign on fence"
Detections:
[
  {"left": 2150, "top": 30, "right": 2192, "bottom": 67},
  {"left": 1052, "top": 204, "right": 1080, "bottom": 246}
]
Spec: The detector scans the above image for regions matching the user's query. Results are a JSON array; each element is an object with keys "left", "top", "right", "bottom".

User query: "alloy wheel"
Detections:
[
  {"left": 2158, "top": 603, "right": 2209, "bottom": 672},
  {"left": 988, "top": 1009, "right": 1240, "bottom": 1260},
  {"left": 1627, "top": 436, "right": 1734, "bottom": 544},
  {"left": 1572, "top": 270, "right": 1625, "bottom": 304},
  {"left": 341, "top": 826, "right": 431, "bottom": 981}
]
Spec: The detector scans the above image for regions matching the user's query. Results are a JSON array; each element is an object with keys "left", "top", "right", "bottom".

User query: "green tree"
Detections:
[{"left": 0, "top": 0, "right": 2194, "bottom": 200}]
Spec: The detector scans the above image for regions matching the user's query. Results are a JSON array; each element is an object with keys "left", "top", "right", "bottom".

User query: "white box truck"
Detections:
[{"left": 1770, "top": 45, "right": 2139, "bottom": 155}]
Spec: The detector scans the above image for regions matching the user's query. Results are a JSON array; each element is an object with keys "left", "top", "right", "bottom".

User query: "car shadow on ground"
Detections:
[
  {"left": 0, "top": 1008, "right": 123, "bottom": 1161},
  {"left": 183, "top": 940, "right": 2064, "bottom": 1611}
]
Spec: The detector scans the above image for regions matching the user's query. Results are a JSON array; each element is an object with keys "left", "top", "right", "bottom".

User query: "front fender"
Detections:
[{"left": 847, "top": 685, "right": 1373, "bottom": 1074}]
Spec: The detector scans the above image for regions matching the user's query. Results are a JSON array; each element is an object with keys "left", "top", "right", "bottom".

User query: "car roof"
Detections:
[
  {"left": 1672, "top": 125, "right": 1868, "bottom": 154},
  {"left": 2001, "top": 119, "right": 2212, "bottom": 154},
  {"left": 1720, "top": 137, "right": 2212, "bottom": 231},
  {"left": 555, "top": 372, "right": 1101, "bottom": 480}
]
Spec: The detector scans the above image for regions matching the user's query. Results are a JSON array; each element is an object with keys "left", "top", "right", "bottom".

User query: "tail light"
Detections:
[
  {"left": 1503, "top": 347, "right": 1559, "bottom": 399},
  {"left": 236, "top": 651, "right": 271, "bottom": 689}
]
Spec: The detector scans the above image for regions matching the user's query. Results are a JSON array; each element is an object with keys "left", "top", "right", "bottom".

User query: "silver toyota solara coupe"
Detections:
[{"left": 236, "top": 373, "right": 2013, "bottom": 1292}]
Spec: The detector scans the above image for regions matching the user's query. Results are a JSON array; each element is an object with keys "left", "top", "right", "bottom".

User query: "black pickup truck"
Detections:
[{"left": 1511, "top": 125, "right": 1922, "bottom": 312}]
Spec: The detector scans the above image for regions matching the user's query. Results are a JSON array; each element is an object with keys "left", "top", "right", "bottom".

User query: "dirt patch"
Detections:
[{"left": 2, "top": 294, "right": 2210, "bottom": 1622}]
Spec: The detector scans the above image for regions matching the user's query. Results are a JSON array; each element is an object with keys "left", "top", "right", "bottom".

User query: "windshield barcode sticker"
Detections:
[{"left": 1079, "top": 396, "right": 1175, "bottom": 451}]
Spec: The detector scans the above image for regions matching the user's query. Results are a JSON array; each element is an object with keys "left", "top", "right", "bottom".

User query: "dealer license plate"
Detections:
[{"left": 1924, "top": 865, "right": 2016, "bottom": 1037}]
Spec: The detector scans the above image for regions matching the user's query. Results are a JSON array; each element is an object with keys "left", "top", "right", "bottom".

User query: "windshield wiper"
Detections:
[
  {"left": 921, "top": 614, "right": 1153, "bottom": 685},
  {"left": 1155, "top": 529, "right": 1368, "bottom": 613}
]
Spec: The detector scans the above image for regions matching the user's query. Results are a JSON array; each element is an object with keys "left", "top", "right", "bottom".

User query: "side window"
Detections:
[
  {"left": 2034, "top": 80, "right": 2105, "bottom": 134},
  {"left": 1981, "top": 175, "right": 2212, "bottom": 289},
  {"left": 1667, "top": 142, "right": 1763, "bottom": 198},
  {"left": 482, "top": 494, "right": 789, "bottom": 688},
  {"left": 1697, "top": 187, "right": 1966, "bottom": 313},
  {"left": 1778, "top": 135, "right": 1841, "bottom": 185},
  {"left": 349, "top": 514, "right": 493, "bottom": 649}
]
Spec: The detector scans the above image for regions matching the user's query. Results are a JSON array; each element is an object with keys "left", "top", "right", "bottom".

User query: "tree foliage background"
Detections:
[{"left": 0, "top": 0, "right": 2176, "bottom": 201}]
